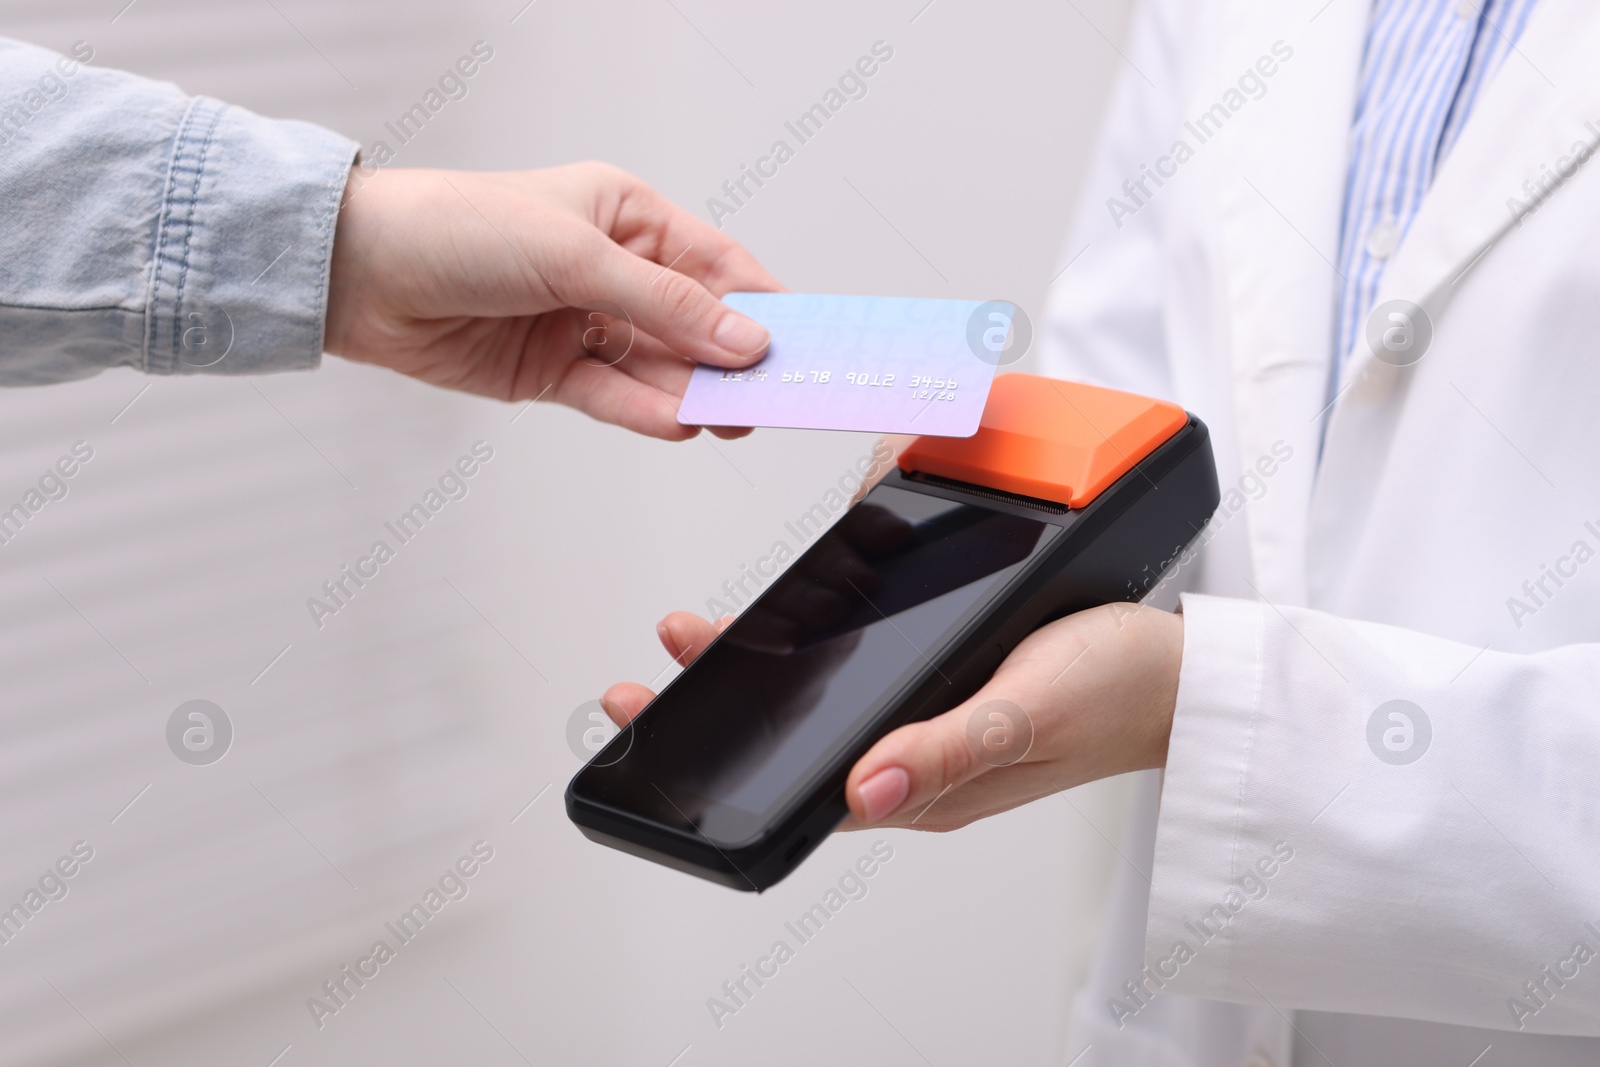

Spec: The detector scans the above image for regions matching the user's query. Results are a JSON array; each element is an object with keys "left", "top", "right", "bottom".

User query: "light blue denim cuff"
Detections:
[
  {"left": 0, "top": 37, "right": 358, "bottom": 384},
  {"left": 145, "top": 96, "right": 357, "bottom": 377}
]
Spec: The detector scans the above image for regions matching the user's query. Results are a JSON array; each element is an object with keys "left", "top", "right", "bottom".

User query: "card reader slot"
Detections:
[{"left": 899, "top": 470, "right": 1070, "bottom": 514}]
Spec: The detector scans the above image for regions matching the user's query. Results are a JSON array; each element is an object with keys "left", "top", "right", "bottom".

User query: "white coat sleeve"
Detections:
[
  {"left": 1144, "top": 592, "right": 1600, "bottom": 1036},
  {"left": 1035, "top": 0, "right": 1189, "bottom": 402}
]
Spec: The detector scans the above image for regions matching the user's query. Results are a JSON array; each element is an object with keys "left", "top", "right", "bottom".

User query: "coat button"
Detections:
[{"left": 1365, "top": 219, "right": 1401, "bottom": 259}]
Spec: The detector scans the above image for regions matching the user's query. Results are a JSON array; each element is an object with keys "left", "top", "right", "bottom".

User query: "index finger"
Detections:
[{"left": 609, "top": 177, "right": 786, "bottom": 297}]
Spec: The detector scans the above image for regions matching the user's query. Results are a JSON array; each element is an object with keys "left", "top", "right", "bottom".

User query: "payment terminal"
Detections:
[{"left": 567, "top": 374, "right": 1220, "bottom": 890}]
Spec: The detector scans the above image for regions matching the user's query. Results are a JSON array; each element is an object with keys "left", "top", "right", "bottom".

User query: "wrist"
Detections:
[{"left": 1130, "top": 605, "right": 1183, "bottom": 770}]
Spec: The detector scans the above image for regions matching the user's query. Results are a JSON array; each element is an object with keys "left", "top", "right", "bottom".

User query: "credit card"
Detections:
[{"left": 677, "top": 293, "right": 1009, "bottom": 437}]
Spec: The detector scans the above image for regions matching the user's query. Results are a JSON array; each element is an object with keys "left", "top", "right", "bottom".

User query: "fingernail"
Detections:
[
  {"left": 657, "top": 622, "right": 683, "bottom": 665},
  {"left": 857, "top": 767, "right": 910, "bottom": 823},
  {"left": 598, "top": 696, "right": 622, "bottom": 724},
  {"left": 712, "top": 312, "right": 769, "bottom": 359}
]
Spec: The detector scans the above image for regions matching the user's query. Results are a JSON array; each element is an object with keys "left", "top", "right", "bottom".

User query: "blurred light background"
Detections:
[{"left": 0, "top": 1, "right": 1136, "bottom": 1063}]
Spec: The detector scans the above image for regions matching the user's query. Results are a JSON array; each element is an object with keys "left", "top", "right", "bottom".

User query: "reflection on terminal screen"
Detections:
[{"left": 604, "top": 484, "right": 1058, "bottom": 828}]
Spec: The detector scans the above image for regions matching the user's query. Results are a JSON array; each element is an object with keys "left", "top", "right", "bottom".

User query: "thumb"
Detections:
[
  {"left": 846, "top": 697, "right": 1015, "bottom": 825},
  {"left": 584, "top": 239, "right": 771, "bottom": 367}
]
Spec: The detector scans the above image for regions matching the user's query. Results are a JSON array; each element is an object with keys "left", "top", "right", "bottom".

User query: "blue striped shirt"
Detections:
[{"left": 1333, "top": 0, "right": 1541, "bottom": 378}]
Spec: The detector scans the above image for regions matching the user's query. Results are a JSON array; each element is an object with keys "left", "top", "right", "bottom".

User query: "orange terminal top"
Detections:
[{"left": 898, "top": 373, "right": 1188, "bottom": 509}]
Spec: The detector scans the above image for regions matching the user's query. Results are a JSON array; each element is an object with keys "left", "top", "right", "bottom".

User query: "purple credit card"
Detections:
[{"left": 677, "top": 293, "right": 1010, "bottom": 437}]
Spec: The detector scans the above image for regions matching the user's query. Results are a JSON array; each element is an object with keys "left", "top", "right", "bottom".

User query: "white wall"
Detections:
[{"left": 0, "top": 1, "right": 1137, "bottom": 1063}]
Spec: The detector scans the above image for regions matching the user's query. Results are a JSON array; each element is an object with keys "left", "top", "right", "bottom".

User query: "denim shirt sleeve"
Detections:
[{"left": 0, "top": 37, "right": 358, "bottom": 384}]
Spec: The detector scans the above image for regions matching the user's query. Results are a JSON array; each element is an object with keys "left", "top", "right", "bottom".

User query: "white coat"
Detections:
[{"left": 1038, "top": 0, "right": 1600, "bottom": 1063}]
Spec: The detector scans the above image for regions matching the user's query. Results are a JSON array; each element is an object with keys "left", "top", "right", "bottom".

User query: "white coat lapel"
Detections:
[
  {"left": 1207, "top": 0, "right": 1369, "bottom": 606},
  {"left": 1310, "top": 0, "right": 1600, "bottom": 603},
  {"left": 1335, "top": 0, "right": 1600, "bottom": 391}
]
